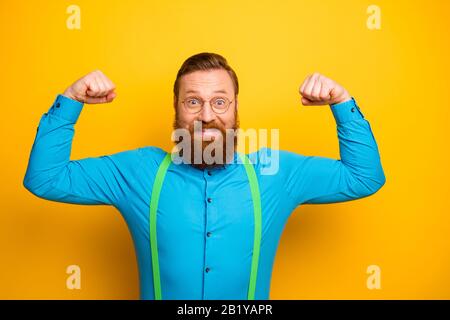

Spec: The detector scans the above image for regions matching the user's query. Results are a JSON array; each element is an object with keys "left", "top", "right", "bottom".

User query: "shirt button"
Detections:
[
  {"left": 205, "top": 267, "right": 210, "bottom": 273},
  {"left": 207, "top": 171, "right": 212, "bottom": 176},
  {"left": 351, "top": 107, "right": 355, "bottom": 112},
  {"left": 207, "top": 198, "right": 212, "bottom": 203},
  {"left": 207, "top": 232, "right": 212, "bottom": 237}
]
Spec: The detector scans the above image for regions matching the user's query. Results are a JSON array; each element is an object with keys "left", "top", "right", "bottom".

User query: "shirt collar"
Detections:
[{"left": 170, "top": 150, "right": 240, "bottom": 172}]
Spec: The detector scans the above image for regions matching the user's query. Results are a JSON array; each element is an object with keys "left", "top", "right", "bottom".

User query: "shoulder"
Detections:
[
  {"left": 245, "top": 147, "right": 309, "bottom": 176},
  {"left": 244, "top": 147, "right": 280, "bottom": 176},
  {"left": 137, "top": 145, "right": 170, "bottom": 167}
]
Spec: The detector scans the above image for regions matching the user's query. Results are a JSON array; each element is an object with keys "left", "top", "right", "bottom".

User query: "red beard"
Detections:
[{"left": 173, "top": 114, "right": 239, "bottom": 170}]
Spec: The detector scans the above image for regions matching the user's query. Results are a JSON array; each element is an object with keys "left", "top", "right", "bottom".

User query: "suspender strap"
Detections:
[
  {"left": 149, "top": 153, "right": 172, "bottom": 300},
  {"left": 149, "top": 152, "right": 262, "bottom": 300},
  {"left": 238, "top": 153, "right": 262, "bottom": 300}
]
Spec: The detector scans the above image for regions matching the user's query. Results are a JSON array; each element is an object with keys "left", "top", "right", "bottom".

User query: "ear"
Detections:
[
  {"left": 235, "top": 96, "right": 238, "bottom": 110},
  {"left": 173, "top": 95, "right": 177, "bottom": 109}
]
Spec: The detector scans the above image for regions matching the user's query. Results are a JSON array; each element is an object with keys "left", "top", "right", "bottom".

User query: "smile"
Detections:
[{"left": 201, "top": 128, "right": 221, "bottom": 140}]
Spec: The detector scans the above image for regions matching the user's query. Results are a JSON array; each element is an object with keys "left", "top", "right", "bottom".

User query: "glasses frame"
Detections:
[{"left": 181, "top": 95, "right": 234, "bottom": 114}]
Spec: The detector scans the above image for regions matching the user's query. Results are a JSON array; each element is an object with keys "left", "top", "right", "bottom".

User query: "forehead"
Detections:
[{"left": 179, "top": 69, "right": 234, "bottom": 96}]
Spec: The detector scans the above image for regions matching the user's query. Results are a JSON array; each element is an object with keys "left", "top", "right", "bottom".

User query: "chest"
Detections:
[{"left": 156, "top": 167, "right": 256, "bottom": 235}]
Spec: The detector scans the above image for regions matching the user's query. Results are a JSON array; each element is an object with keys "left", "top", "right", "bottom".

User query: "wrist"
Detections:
[
  {"left": 62, "top": 88, "right": 80, "bottom": 102},
  {"left": 332, "top": 92, "right": 351, "bottom": 105},
  {"left": 49, "top": 94, "right": 85, "bottom": 123}
]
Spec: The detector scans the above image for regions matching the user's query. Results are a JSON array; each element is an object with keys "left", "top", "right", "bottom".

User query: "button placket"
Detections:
[{"left": 203, "top": 169, "right": 214, "bottom": 297}]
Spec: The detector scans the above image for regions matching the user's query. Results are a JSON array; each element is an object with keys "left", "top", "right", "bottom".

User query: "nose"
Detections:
[{"left": 198, "top": 101, "right": 216, "bottom": 123}]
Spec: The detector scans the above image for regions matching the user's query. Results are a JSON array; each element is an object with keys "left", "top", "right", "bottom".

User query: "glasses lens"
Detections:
[
  {"left": 183, "top": 97, "right": 231, "bottom": 114},
  {"left": 185, "top": 98, "right": 202, "bottom": 113},
  {"left": 212, "top": 97, "right": 230, "bottom": 113}
]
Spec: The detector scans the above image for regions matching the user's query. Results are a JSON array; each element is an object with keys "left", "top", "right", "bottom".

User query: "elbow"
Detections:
[
  {"left": 23, "top": 174, "right": 38, "bottom": 196},
  {"left": 23, "top": 168, "right": 65, "bottom": 201},
  {"left": 365, "top": 170, "right": 386, "bottom": 196},
  {"left": 350, "top": 169, "right": 386, "bottom": 199},
  {"left": 23, "top": 174, "right": 31, "bottom": 192},
  {"left": 23, "top": 173, "right": 47, "bottom": 199},
  {"left": 372, "top": 175, "right": 386, "bottom": 194}
]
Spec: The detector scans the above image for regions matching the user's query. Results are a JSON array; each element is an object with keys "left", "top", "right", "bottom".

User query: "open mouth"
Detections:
[{"left": 201, "top": 128, "right": 221, "bottom": 140}]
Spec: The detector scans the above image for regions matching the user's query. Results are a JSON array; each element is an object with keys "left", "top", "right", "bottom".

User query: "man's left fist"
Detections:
[{"left": 299, "top": 72, "right": 351, "bottom": 106}]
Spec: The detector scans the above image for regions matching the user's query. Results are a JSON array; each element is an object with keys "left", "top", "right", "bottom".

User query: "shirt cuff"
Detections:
[
  {"left": 330, "top": 97, "right": 365, "bottom": 124},
  {"left": 48, "top": 94, "right": 84, "bottom": 123}
]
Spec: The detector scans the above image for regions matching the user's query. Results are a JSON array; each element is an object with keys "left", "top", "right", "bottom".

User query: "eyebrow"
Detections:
[{"left": 185, "top": 89, "right": 228, "bottom": 94}]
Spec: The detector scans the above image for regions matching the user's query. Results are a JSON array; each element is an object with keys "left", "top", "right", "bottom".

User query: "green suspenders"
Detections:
[
  {"left": 149, "top": 152, "right": 262, "bottom": 300},
  {"left": 149, "top": 153, "right": 172, "bottom": 300}
]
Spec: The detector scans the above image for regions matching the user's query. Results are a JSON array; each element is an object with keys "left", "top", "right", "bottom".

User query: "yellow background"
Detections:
[{"left": 1, "top": 0, "right": 449, "bottom": 299}]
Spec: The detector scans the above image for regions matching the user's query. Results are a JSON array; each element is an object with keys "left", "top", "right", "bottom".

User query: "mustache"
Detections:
[
  {"left": 172, "top": 114, "right": 239, "bottom": 170},
  {"left": 192, "top": 121, "right": 224, "bottom": 130},
  {"left": 187, "top": 121, "right": 228, "bottom": 138}
]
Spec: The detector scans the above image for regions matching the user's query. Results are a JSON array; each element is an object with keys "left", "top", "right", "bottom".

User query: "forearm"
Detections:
[
  {"left": 281, "top": 97, "right": 386, "bottom": 206},
  {"left": 23, "top": 94, "right": 86, "bottom": 200},
  {"left": 329, "top": 97, "right": 386, "bottom": 197}
]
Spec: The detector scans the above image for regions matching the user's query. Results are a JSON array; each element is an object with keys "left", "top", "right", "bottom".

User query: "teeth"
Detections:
[{"left": 201, "top": 129, "right": 220, "bottom": 139}]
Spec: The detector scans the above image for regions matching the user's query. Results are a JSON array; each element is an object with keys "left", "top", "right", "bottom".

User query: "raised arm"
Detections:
[
  {"left": 23, "top": 70, "right": 139, "bottom": 206},
  {"left": 280, "top": 72, "right": 386, "bottom": 205}
]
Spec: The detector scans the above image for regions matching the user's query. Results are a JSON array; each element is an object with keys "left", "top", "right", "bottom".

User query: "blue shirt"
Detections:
[{"left": 23, "top": 94, "right": 386, "bottom": 300}]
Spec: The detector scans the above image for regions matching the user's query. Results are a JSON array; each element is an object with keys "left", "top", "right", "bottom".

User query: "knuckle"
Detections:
[{"left": 87, "top": 74, "right": 96, "bottom": 83}]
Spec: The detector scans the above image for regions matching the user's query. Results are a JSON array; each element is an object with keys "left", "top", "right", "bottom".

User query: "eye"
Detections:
[
  {"left": 187, "top": 98, "right": 200, "bottom": 106},
  {"left": 213, "top": 98, "right": 226, "bottom": 107}
]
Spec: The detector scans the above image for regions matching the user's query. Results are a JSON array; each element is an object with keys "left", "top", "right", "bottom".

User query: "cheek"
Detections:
[
  {"left": 218, "top": 112, "right": 236, "bottom": 128},
  {"left": 177, "top": 110, "right": 196, "bottom": 128}
]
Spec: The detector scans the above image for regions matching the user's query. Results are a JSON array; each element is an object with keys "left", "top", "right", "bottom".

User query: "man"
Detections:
[{"left": 23, "top": 52, "right": 386, "bottom": 300}]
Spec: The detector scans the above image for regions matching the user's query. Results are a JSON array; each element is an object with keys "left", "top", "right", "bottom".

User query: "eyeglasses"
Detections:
[{"left": 181, "top": 96, "right": 234, "bottom": 114}]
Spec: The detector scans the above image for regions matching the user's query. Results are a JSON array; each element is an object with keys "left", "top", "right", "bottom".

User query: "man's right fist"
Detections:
[{"left": 63, "top": 70, "right": 116, "bottom": 104}]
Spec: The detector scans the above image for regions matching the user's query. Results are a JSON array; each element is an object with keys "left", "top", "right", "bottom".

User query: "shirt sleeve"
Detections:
[
  {"left": 23, "top": 94, "right": 141, "bottom": 207},
  {"left": 278, "top": 97, "right": 386, "bottom": 206}
]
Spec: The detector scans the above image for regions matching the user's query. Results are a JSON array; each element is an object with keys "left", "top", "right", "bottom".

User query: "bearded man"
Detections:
[{"left": 23, "top": 52, "right": 386, "bottom": 300}]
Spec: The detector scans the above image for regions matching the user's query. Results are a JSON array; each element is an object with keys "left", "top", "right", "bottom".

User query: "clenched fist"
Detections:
[
  {"left": 299, "top": 72, "right": 351, "bottom": 106},
  {"left": 63, "top": 70, "right": 116, "bottom": 104}
]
